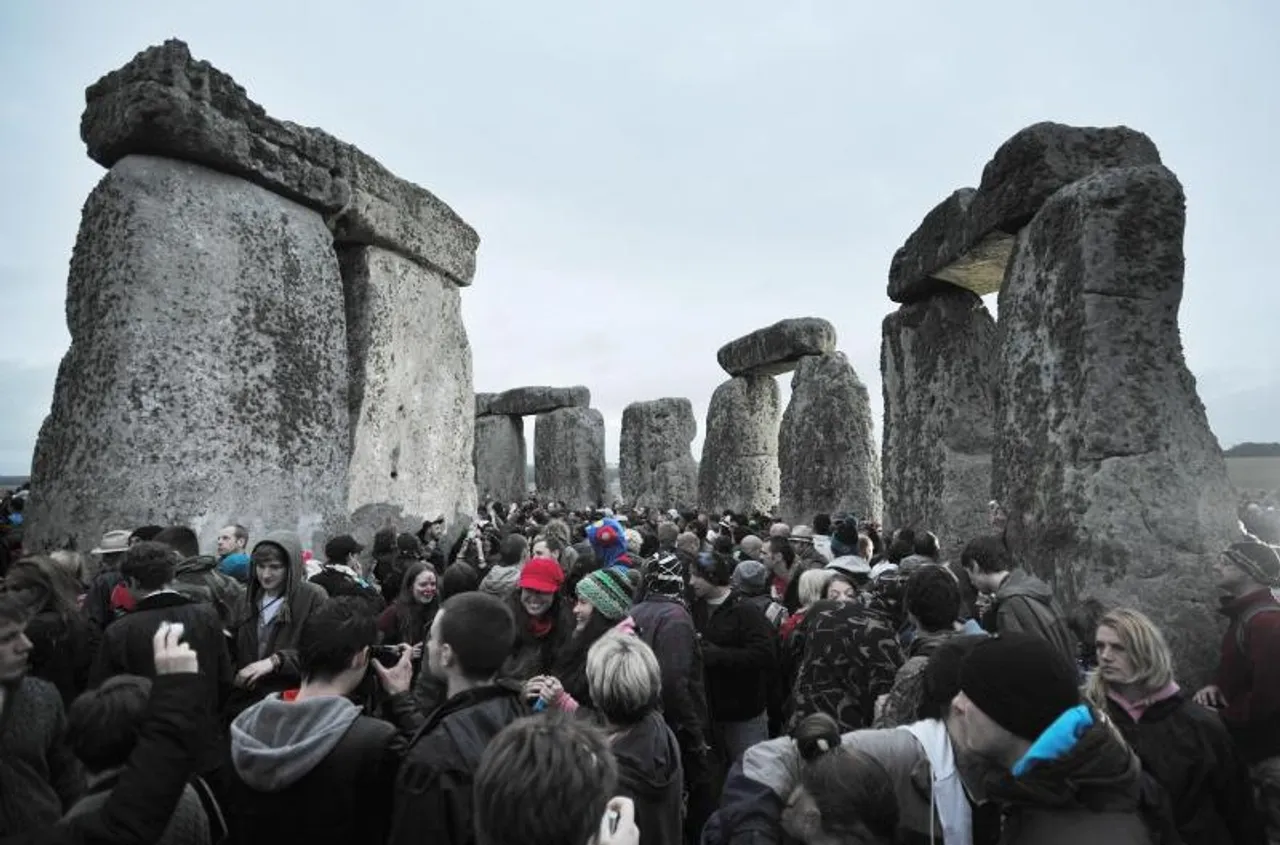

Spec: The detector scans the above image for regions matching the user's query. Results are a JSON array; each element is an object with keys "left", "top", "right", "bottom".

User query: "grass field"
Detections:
[{"left": 1226, "top": 457, "right": 1280, "bottom": 494}]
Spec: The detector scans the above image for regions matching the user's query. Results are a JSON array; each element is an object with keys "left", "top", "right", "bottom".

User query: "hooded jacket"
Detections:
[
  {"left": 1215, "top": 587, "right": 1280, "bottom": 762},
  {"left": 607, "top": 710, "right": 685, "bottom": 845},
  {"left": 990, "top": 570, "right": 1076, "bottom": 668},
  {"left": 989, "top": 710, "right": 1162, "bottom": 845},
  {"left": 173, "top": 554, "right": 246, "bottom": 626},
  {"left": 227, "top": 693, "right": 401, "bottom": 845},
  {"left": 231, "top": 532, "right": 328, "bottom": 702},
  {"left": 632, "top": 595, "right": 709, "bottom": 752}
]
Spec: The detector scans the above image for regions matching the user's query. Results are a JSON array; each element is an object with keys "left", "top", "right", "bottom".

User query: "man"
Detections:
[
  {"left": 1195, "top": 540, "right": 1280, "bottom": 840},
  {"left": 227, "top": 597, "right": 404, "bottom": 845},
  {"left": 216, "top": 524, "right": 251, "bottom": 583},
  {"left": 738, "top": 534, "right": 765, "bottom": 563},
  {"left": 156, "top": 525, "right": 246, "bottom": 627},
  {"left": 474, "top": 715, "right": 639, "bottom": 845},
  {"left": 0, "top": 593, "right": 83, "bottom": 836},
  {"left": 790, "top": 525, "right": 828, "bottom": 569},
  {"left": 87, "top": 541, "right": 232, "bottom": 774},
  {"left": 478, "top": 534, "right": 529, "bottom": 602},
  {"left": 811, "top": 513, "right": 834, "bottom": 562},
  {"left": 310, "top": 534, "right": 383, "bottom": 607},
  {"left": 689, "top": 551, "right": 775, "bottom": 764},
  {"left": 383, "top": 592, "right": 528, "bottom": 845},
  {"left": 84, "top": 529, "right": 132, "bottom": 630},
  {"left": 960, "top": 535, "right": 1075, "bottom": 666}
]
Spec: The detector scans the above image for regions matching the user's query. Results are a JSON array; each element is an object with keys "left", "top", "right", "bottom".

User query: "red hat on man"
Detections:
[{"left": 518, "top": 557, "right": 565, "bottom": 595}]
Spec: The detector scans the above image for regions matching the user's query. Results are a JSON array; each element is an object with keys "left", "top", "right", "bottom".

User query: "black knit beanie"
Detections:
[{"left": 959, "top": 633, "right": 1080, "bottom": 741}]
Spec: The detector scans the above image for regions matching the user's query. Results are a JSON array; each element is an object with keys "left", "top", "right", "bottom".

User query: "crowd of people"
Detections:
[{"left": 0, "top": 485, "right": 1278, "bottom": 845}]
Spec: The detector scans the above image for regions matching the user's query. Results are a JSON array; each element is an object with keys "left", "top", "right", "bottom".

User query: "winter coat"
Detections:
[
  {"left": 501, "top": 596, "right": 573, "bottom": 683},
  {"left": 63, "top": 778, "right": 209, "bottom": 845},
  {"left": 8, "top": 674, "right": 209, "bottom": 845},
  {"left": 0, "top": 676, "right": 83, "bottom": 837},
  {"left": 172, "top": 554, "right": 246, "bottom": 626},
  {"left": 632, "top": 596, "right": 709, "bottom": 751},
  {"left": 388, "top": 682, "right": 529, "bottom": 845},
  {"left": 310, "top": 564, "right": 384, "bottom": 611},
  {"left": 227, "top": 692, "right": 403, "bottom": 845},
  {"left": 84, "top": 569, "right": 124, "bottom": 631},
  {"left": 23, "top": 609, "right": 97, "bottom": 709},
  {"left": 788, "top": 600, "right": 903, "bottom": 733},
  {"left": 1105, "top": 688, "right": 1265, "bottom": 845},
  {"left": 1214, "top": 587, "right": 1280, "bottom": 762},
  {"left": 89, "top": 591, "right": 233, "bottom": 771},
  {"left": 874, "top": 628, "right": 977, "bottom": 729},
  {"left": 606, "top": 710, "right": 685, "bottom": 845},
  {"left": 230, "top": 532, "right": 329, "bottom": 706},
  {"left": 692, "top": 591, "right": 776, "bottom": 723},
  {"left": 988, "top": 711, "right": 1162, "bottom": 845},
  {"left": 988, "top": 570, "right": 1076, "bottom": 668}
]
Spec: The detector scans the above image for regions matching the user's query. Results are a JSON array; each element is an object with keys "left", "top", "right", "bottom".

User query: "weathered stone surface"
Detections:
[
  {"left": 779, "top": 353, "right": 882, "bottom": 527},
  {"left": 26, "top": 155, "right": 349, "bottom": 554},
  {"left": 475, "top": 393, "right": 498, "bottom": 417},
  {"left": 716, "top": 318, "right": 837, "bottom": 378},
  {"left": 474, "top": 415, "right": 527, "bottom": 504},
  {"left": 889, "top": 123, "right": 1162, "bottom": 303},
  {"left": 535, "top": 408, "right": 606, "bottom": 509},
  {"left": 81, "top": 40, "right": 478, "bottom": 284},
  {"left": 993, "top": 164, "right": 1236, "bottom": 687},
  {"left": 698, "top": 377, "right": 781, "bottom": 514},
  {"left": 619, "top": 398, "right": 698, "bottom": 508},
  {"left": 881, "top": 289, "right": 996, "bottom": 560},
  {"left": 484, "top": 386, "right": 590, "bottom": 417},
  {"left": 341, "top": 245, "right": 475, "bottom": 539}
]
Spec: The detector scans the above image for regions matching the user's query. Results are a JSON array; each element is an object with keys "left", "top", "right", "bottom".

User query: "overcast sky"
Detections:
[{"left": 2, "top": 1, "right": 1277, "bottom": 476}]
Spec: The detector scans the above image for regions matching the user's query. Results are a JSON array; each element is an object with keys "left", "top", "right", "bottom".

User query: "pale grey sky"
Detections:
[{"left": 2, "top": 1, "right": 1277, "bottom": 475}]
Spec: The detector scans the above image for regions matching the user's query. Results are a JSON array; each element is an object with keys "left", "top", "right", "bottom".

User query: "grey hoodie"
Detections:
[{"left": 230, "top": 693, "right": 362, "bottom": 791}]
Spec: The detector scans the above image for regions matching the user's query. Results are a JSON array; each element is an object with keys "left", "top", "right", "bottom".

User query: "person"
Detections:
[
  {"left": 1194, "top": 540, "right": 1280, "bottom": 841},
  {"left": 1086, "top": 607, "right": 1263, "bottom": 845},
  {"left": 63, "top": 676, "right": 211, "bottom": 845},
  {"left": 156, "top": 525, "right": 246, "bottom": 627},
  {"left": 311, "top": 534, "right": 383, "bottom": 607},
  {"left": 227, "top": 597, "right": 405, "bottom": 845},
  {"left": 2, "top": 555, "right": 97, "bottom": 707},
  {"left": 377, "top": 561, "right": 440, "bottom": 650},
  {"left": 502, "top": 556, "right": 571, "bottom": 682},
  {"left": 228, "top": 532, "right": 328, "bottom": 711},
  {"left": 383, "top": 592, "right": 528, "bottom": 845},
  {"left": 732, "top": 560, "right": 789, "bottom": 629},
  {"left": 83, "top": 529, "right": 132, "bottom": 631},
  {"left": 0, "top": 592, "right": 84, "bottom": 837},
  {"left": 87, "top": 541, "right": 232, "bottom": 774},
  {"left": 473, "top": 714, "right": 640, "bottom": 845},
  {"left": 216, "top": 524, "right": 252, "bottom": 583},
  {"left": 950, "top": 632, "right": 1164, "bottom": 844},
  {"left": 378, "top": 533, "right": 425, "bottom": 605},
  {"left": 690, "top": 550, "right": 776, "bottom": 764},
  {"left": 583, "top": 632, "right": 683, "bottom": 845},
  {"left": 528, "top": 567, "right": 635, "bottom": 712},
  {"left": 960, "top": 535, "right": 1075, "bottom": 666},
  {"left": 822, "top": 567, "right": 859, "bottom": 602},
  {"left": 478, "top": 533, "right": 529, "bottom": 602}
]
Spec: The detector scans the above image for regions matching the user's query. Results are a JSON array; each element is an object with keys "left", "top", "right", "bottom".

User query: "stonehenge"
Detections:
[
  {"left": 698, "top": 376, "right": 782, "bottom": 516},
  {"left": 619, "top": 399, "right": 697, "bottom": 510},
  {"left": 534, "top": 408, "right": 606, "bottom": 509},
  {"left": 883, "top": 122, "right": 1236, "bottom": 684},
  {"left": 26, "top": 40, "right": 479, "bottom": 552}
]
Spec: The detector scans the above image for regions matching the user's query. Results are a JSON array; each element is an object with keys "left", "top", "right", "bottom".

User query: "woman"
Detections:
[
  {"left": 779, "top": 569, "right": 835, "bottom": 718},
  {"left": 583, "top": 632, "right": 683, "bottom": 845},
  {"left": 378, "top": 562, "right": 440, "bottom": 650},
  {"left": 503, "top": 557, "right": 572, "bottom": 682},
  {"left": 823, "top": 572, "right": 858, "bottom": 603},
  {"left": 3, "top": 554, "right": 98, "bottom": 706},
  {"left": 528, "top": 567, "right": 635, "bottom": 711},
  {"left": 1085, "top": 607, "right": 1264, "bottom": 845}
]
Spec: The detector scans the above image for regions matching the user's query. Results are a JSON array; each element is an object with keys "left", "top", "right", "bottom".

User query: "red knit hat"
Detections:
[{"left": 519, "top": 557, "right": 565, "bottom": 594}]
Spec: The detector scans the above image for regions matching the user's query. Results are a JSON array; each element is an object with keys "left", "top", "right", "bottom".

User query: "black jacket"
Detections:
[
  {"left": 387, "top": 683, "right": 529, "bottom": 845},
  {"left": 609, "top": 711, "right": 685, "bottom": 845},
  {"left": 692, "top": 591, "right": 775, "bottom": 723},
  {"left": 23, "top": 610, "right": 97, "bottom": 709},
  {"left": 1105, "top": 690, "right": 1265, "bottom": 845},
  {"left": 632, "top": 597, "right": 709, "bottom": 750},
  {"left": 988, "top": 570, "right": 1076, "bottom": 668}
]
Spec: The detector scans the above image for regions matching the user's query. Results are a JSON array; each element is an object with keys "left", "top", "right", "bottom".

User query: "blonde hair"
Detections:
[
  {"left": 586, "top": 630, "right": 661, "bottom": 724},
  {"left": 798, "top": 569, "right": 835, "bottom": 608},
  {"left": 624, "top": 529, "right": 643, "bottom": 556},
  {"left": 1084, "top": 607, "right": 1175, "bottom": 709},
  {"left": 49, "top": 550, "right": 92, "bottom": 585}
]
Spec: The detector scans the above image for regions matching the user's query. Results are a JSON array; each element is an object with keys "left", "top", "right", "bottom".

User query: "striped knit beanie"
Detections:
[{"left": 576, "top": 567, "right": 634, "bottom": 622}]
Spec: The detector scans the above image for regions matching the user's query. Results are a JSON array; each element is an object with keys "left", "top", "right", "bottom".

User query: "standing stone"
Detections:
[
  {"left": 698, "top": 377, "right": 780, "bottom": 515},
  {"left": 619, "top": 398, "right": 698, "bottom": 509},
  {"left": 779, "top": 354, "right": 881, "bottom": 527},
  {"left": 341, "top": 246, "right": 475, "bottom": 537},
  {"left": 535, "top": 408, "right": 606, "bottom": 509},
  {"left": 26, "top": 155, "right": 349, "bottom": 553},
  {"left": 993, "top": 164, "right": 1236, "bottom": 686},
  {"left": 881, "top": 289, "right": 997, "bottom": 559},
  {"left": 474, "top": 415, "right": 527, "bottom": 504}
]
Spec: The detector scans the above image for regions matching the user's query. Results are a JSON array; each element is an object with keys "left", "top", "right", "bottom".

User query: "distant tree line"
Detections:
[{"left": 1225, "top": 442, "right": 1280, "bottom": 458}]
